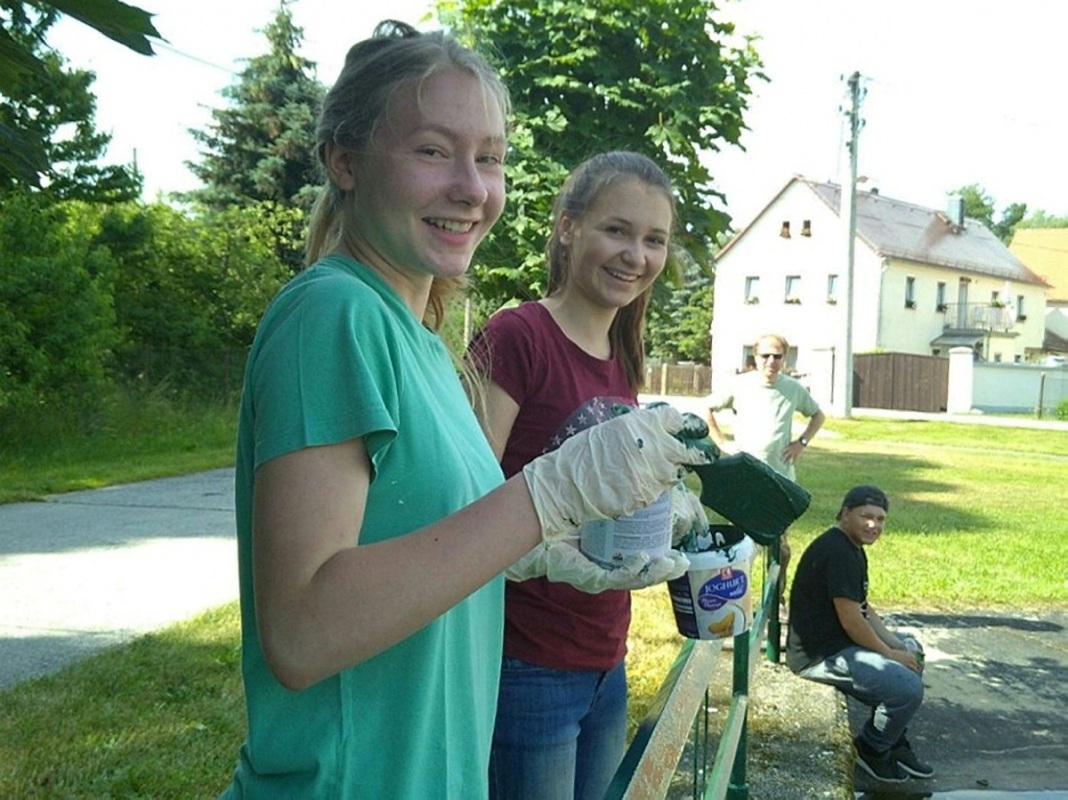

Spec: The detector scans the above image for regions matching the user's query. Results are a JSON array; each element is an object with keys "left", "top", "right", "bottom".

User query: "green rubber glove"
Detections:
[{"left": 506, "top": 540, "right": 690, "bottom": 593}]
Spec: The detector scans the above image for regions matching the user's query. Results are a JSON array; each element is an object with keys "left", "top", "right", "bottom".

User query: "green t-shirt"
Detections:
[
  {"left": 709, "top": 371, "right": 820, "bottom": 481},
  {"left": 222, "top": 255, "right": 505, "bottom": 798}
]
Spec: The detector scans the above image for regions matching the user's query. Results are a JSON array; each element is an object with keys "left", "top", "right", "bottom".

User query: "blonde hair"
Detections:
[
  {"left": 546, "top": 151, "right": 676, "bottom": 390},
  {"left": 305, "top": 20, "right": 510, "bottom": 330},
  {"left": 755, "top": 333, "right": 789, "bottom": 352}
]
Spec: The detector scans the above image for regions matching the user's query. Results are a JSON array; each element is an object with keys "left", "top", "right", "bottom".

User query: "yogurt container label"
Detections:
[{"left": 579, "top": 491, "right": 672, "bottom": 569}]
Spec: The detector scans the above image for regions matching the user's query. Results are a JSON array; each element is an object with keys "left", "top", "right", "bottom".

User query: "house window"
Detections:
[
  {"left": 801, "top": 220, "right": 812, "bottom": 237},
  {"left": 905, "top": 276, "right": 916, "bottom": 309},
  {"left": 744, "top": 276, "right": 760, "bottom": 304},
  {"left": 827, "top": 274, "right": 838, "bottom": 304},
  {"left": 1016, "top": 295, "right": 1027, "bottom": 321},
  {"left": 936, "top": 282, "right": 947, "bottom": 311},
  {"left": 780, "top": 221, "right": 791, "bottom": 238},
  {"left": 784, "top": 275, "right": 801, "bottom": 304}
]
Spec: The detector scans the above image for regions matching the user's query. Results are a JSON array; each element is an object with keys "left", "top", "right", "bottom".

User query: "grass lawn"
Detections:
[{"left": 1, "top": 407, "right": 1065, "bottom": 796}]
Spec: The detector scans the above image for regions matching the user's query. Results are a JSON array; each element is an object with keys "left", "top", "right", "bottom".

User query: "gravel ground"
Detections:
[{"left": 667, "top": 656, "right": 855, "bottom": 799}]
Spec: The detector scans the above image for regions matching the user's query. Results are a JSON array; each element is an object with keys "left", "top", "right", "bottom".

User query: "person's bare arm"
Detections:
[
  {"left": 253, "top": 438, "right": 540, "bottom": 690},
  {"left": 475, "top": 380, "right": 520, "bottom": 461},
  {"left": 783, "top": 409, "right": 826, "bottom": 465},
  {"left": 800, "top": 409, "right": 826, "bottom": 444},
  {"left": 865, "top": 604, "right": 907, "bottom": 651},
  {"left": 833, "top": 597, "right": 920, "bottom": 672},
  {"left": 705, "top": 407, "right": 731, "bottom": 450}
]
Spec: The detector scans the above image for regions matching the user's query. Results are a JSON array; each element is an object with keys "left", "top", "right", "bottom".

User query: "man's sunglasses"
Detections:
[{"left": 757, "top": 353, "right": 784, "bottom": 361}]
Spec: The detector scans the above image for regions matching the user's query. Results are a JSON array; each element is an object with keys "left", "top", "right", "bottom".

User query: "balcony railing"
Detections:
[{"left": 941, "top": 302, "right": 1017, "bottom": 333}]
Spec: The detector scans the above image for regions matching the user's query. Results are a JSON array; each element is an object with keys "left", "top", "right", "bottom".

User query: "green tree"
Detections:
[
  {"left": 0, "top": 0, "right": 159, "bottom": 189},
  {"left": 0, "top": 190, "right": 119, "bottom": 411},
  {"left": 951, "top": 184, "right": 1026, "bottom": 244},
  {"left": 97, "top": 202, "right": 294, "bottom": 396},
  {"left": 186, "top": 1, "right": 324, "bottom": 268},
  {"left": 1019, "top": 209, "right": 1068, "bottom": 228},
  {"left": 439, "top": 0, "right": 764, "bottom": 305},
  {"left": 0, "top": 3, "right": 143, "bottom": 200},
  {"left": 646, "top": 255, "right": 713, "bottom": 363}
]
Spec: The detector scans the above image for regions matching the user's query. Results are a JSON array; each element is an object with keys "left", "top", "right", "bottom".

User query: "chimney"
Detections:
[{"left": 946, "top": 195, "right": 965, "bottom": 227}]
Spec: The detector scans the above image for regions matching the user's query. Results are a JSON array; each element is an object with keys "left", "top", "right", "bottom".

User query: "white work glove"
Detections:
[
  {"left": 506, "top": 540, "right": 690, "bottom": 593},
  {"left": 522, "top": 405, "right": 711, "bottom": 542},
  {"left": 670, "top": 481, "right": 709, "bottom": 547}
]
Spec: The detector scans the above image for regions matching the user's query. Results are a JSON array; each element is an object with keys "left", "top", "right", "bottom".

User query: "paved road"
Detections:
[
  {"left": 849, "top": 609, "right": 1068, "bottom": 797},
  {"left": 0, "top": 468, "right": 237, "bottom": 689}
]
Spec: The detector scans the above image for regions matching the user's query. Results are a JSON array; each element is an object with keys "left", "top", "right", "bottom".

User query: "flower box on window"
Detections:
[
  {"left": 936, "top": 303, "right": 949, "bottom": 312},
  {"left": 826, "top": 296, "right": 837, "bottom": 305},
  {"left": 905, "top": 300, "right": 916, "bottom": 309},
  {"left": 784, "top": 296, "right": 801, "bottom": 305},
  {"left": 745, "top": 296, "right": 760, "bottom": 305}
]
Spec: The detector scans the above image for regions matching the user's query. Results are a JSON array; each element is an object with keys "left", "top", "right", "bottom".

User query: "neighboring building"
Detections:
[
  {"left": 1008, "top": 228, "right": 1068, "bottom": 357},
  {"left": 710, "top": 176, "right": 1050, "bottom": 409}
]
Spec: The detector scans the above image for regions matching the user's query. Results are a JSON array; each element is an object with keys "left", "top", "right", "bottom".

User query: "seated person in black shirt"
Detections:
[{"left": 786, "top": 485, "right": 932, "bottom": 783}]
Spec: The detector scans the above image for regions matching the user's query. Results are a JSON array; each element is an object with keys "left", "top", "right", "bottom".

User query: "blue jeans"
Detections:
[
  {"left": 798, "top": 645, "right": 923, "bottom": 752},
  {"left": 489, "top": 656, "right": 627, "bottom": 800}
]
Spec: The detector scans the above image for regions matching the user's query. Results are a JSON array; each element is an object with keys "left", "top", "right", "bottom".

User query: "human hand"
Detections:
[
  {"left": 670, "top": 481, "right": 709, "bottom": 547},
  {"left": 888, "top": 648, "right": 923, "bottom": 673},
  {"left": 506, "top": 540, "right": 690, "bottom": 593},
  {"left": 522, "top": 405, "right": 711, "bottom": 542},
  {"left": 782, "top": 440, "right": 805, "bottom": 465}
]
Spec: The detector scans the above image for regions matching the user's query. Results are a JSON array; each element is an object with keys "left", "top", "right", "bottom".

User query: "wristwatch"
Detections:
[{"left": 798, "top": 436, "right": 809, "bottom": 447}]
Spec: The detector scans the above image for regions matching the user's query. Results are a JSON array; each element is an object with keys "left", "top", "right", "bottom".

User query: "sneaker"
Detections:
[
  {"left": 854, "top": 737, "right": 908, "bottom": 782},
  {"left": 893, "top": 737, "right": 934, "bottom": 778}
]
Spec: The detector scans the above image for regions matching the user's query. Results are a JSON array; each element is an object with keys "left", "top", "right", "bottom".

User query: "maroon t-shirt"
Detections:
[{"left": 469, "top": 301, "right": 636, "bottom": 670}]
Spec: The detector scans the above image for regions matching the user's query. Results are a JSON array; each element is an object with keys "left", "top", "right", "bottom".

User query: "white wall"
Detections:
[{"left": 948, "top": 347, "right": 1068, "bottom": 414}]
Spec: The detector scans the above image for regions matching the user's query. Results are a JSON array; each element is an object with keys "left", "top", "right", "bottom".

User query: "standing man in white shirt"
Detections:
[{"left": 706, "top": 332, "right": 825, "bottom": 615}]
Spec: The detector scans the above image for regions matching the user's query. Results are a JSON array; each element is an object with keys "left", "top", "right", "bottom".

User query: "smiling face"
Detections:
[
  {"left": 333, "top": 69, "right": 506, "bottom": 305},
  {"left": 557, "top": 177, "right": 672, "bottom": 312},
  {"left": 837, "top": 503, "right": 888, "bottom": 548}
]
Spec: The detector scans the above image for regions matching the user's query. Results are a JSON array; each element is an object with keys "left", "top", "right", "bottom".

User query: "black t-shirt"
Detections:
[{"left": 786, "top": 526, "right": 868, "bottom": 672}]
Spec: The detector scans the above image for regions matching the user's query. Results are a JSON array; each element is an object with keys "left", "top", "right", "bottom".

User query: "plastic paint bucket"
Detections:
[
  {"left": 579, "top": 491, "right": 672, "bottom": 569},
  {"left": 667, "top": 533, "right": 756, "bottom": 639}
]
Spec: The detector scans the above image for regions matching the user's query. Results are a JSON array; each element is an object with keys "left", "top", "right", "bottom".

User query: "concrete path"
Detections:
[
  {"left": 849, "top": 609, "right": 1068, "bottom": 797},
  {"left": 0, "top": 468, "right": 237, "bottom": 689}
]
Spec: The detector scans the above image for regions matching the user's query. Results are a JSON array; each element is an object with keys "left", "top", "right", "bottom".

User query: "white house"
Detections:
[{"left": 710, "top": 176, "right": 1049, "bottom": 410}]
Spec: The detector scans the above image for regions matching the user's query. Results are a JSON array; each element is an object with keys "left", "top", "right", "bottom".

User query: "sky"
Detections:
[{"left": 49, "top": 0, "right": 1068, "bottom": 228}]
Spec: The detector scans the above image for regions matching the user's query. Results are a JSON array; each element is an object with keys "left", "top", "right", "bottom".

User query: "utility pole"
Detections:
[{"left": 834, "top": 71, "right": 865, "bottom": 418}]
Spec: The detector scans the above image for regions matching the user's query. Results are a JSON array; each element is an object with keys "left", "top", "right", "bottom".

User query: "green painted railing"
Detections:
[{"left": 605, "top": 543, "right": 782, "bottom": 800}]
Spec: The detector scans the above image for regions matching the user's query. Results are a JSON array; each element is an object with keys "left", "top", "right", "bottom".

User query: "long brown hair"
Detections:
[
  {"left": 305, "top": 20, "right": 510, "bottom": 330},
  {"left": 545, "top": 151, "right": 676, "bottom": 390}
]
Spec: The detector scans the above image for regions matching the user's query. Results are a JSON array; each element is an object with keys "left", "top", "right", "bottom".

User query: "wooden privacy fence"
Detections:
[
  {"left": 643, "top": 363, "right": 712, "bottom": 397},
  {"left": 853, "top": 352, "right": 949, "bottom": 413},
  {"left": 605, "top": 547, "right": 783, "bottom": 800}
]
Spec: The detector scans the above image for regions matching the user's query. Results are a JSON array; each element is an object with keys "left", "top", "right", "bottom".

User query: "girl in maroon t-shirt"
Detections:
[{"left": 468, "top": 152, "right": 684, "bottom": 800}]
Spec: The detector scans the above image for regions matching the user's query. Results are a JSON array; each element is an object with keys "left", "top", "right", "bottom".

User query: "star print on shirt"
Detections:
[{"left": 544, "top": 396, "right": 634, "bottom": 453}]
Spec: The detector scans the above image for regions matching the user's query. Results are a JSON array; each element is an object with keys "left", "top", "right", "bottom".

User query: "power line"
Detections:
[{"left": 152, "top": 40, "right": 241, "bottom": 78}]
